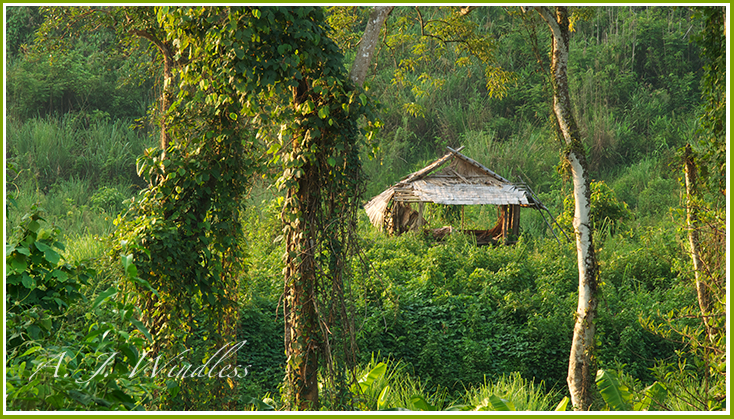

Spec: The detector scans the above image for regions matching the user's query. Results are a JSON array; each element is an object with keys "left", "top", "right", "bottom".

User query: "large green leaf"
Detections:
[
  {"left": 92, "top": 286, "right": 118, "bottom": 310},
  {"left": 43, "top": 248, "right": 61, "bottom": 265},
  {"left": 129, "top": 317, "right": 153, "bottom": 343},
  {"left": 554, "top": 396, "right": 570, "bottom": 411},
  {"left": 376, "top": 385, "right": 390, "bottom": 410},
  {"left": 353, "top": 362, "right": 387, "bottom": 394},
  {"left": 410, "top": 394, "right": 436, "bottom": 411},
  {"left": 596, "top": 369, "right": 631, "bottom": 411},
  {"left": 34, "top": 241, "right": 61, "bottom": 265},
  {"left": 487, "top": 395, "right": 515, "bottom": 411},
  {"left": 634, "top": 382, "right": 668, "bottom": 411},
  {"left": 9, "top": 256, "right": 27, "bottom": 275}
]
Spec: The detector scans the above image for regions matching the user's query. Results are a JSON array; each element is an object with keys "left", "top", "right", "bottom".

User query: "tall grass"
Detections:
[
  {"left": 5, "top": 114, "right": 152, "bottom": 265},
  {"left": 348, "top": 357, "right": 563, "bottom": 411},
  {"left": 461, "top": 124, "right": 559, "bottom": 193},
  {"left": 6, "top": 114, "right": 78, "bottom": 190},
  {"left": 6, "top": 114, "right": 152, "bottom": 191},
  {"left": 6, "top": 177, "right": 132, "bottom": 239},
  {"left": 61, "top": 233, "right": 108, "bottom": 265},
  {"left": 461, "top": 372, "right": 563, "bottom": 411},
  {"left": 609, "top": 157, "right": 682, "bottom": 226}
]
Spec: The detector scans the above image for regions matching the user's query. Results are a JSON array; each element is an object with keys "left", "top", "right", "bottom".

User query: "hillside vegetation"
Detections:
[{"left": 5, "top": 6, "right": 725, "bottom": 411}]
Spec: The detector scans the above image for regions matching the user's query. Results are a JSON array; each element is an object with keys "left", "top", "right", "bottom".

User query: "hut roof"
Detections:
[{"left": 365, "top": 146, "right": 545, "bottom": 229}]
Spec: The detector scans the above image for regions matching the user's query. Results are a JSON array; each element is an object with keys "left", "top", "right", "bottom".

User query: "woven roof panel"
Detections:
[{"left": 408, "top": 180, "right": 532, "bottom": 206}]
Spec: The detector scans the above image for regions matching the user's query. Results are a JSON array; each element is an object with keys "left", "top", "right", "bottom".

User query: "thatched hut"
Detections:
[{"left": 364, "top": 146, "right": 549, "bottom": 245}]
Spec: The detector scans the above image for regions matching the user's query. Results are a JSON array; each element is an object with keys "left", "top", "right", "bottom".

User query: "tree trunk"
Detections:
[
  {"left": 348, "top": 6, "right": 393, "bottom": 87},
  {"left": 283, "top": 79, "right": 321, "bottom": 411},
  {"left": 535, "top": 6, "right": 599, "bottom": 411},
  {"left": 283, "top": 178, "right": 320, "bottom": 410},
  {"left": 281, "top": 7, "right": 394, "bottom": 405},
  {"left": 683, "top": 144, "right": 715, "bottom": 341}
]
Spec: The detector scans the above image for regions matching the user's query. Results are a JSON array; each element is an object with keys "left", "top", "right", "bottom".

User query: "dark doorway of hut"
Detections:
[
  {"left": 452, "top": 204, "right": 522, "bottom": 246},
  {"left": 364, "top": 146, "right": 565, "bottom": 246}
]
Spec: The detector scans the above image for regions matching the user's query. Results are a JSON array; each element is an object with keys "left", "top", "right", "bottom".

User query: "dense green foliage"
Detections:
[
  {"left": 6, "top": 209, "right": 156, "bottom": 410},
  {"left": 243, "top": 218, "right": 687, "bottom": 394},
  {"left": 6, "top": 32, "right": 154, "bottom": 121},
  {"left": 5, "top": 5, "right": 725, "bottom": 411},
  {"left": 6, "top": 208, "right": 93, "bottom": 351},
  {"left": 691, "top": 6, "right": 726, "bottom": 195}
]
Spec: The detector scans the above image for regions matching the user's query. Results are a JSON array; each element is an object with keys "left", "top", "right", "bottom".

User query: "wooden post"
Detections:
[
  {"left": 510, "top": 204, "right": 520, "bottom": 242},
  {"left": 418, "top": 202, "right": 425, "bottom": 230},
  {"left": 501, "top": 205, "right": 510, "bottom": 244}
]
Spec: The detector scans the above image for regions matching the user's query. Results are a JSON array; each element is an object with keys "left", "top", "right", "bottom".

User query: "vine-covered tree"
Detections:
[
  {"left": 261, "top": 9, "right": 378, "bottom": 409},
  {"left": 30, "top": 6, "right": 377, "bottom": 410},
  {"left": 152, "top": 6, "right": 377, "bottom": 410},
  {"left": 691, "top": 6, "right": 726, "bottom": 197}
]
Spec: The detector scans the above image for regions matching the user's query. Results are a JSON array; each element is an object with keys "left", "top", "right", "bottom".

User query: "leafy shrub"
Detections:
[
  {"left": 90, "top": 186, "right": 127, "bottom": 214},
  {"left": 558, "top": 180, "right": 632, "bottom": 235},
  {"left": 236, "top": 298, "right": 286, "bottom": 400},
  {"left": 6, "top": 206, "right": 93, "bottom": 350},
  {"left": 6, "top": 29, "right": 154, "bottom": 122},
  {"left": 636, "top": 177, "right": 680, "bottom": 219},
  {"left": 5, "top": 207, "right": 156, "bottom": 410},
  {"left": 594, "top": 284, "right": 681, "bottom": 383},
  {"left": 355, "top": 237, "right": 568, "bottom": 393}
]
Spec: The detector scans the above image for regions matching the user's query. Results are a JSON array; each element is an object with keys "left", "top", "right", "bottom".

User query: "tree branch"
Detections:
[
  {"left": 413, "top": 7, "right": 486, "bottom": 61},
  {"left": 460, "top": 6, "right": 479, "bottom": 16},
  {"left": 348, "top": 6, "right": 394, "bottom": 87}
]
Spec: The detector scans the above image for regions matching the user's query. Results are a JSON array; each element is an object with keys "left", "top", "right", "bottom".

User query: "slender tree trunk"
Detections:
[
  {"left": 683, "top": 144, "right": 715, "bottom": 341},
  {"left": 535, "top": 6, "right": 599, "bottom": 411},
  {"left": 159, "top": 56, "right": 173, "bottom": 153},
  {"left": 348, "top": 6, "right": 393, "bottom": 87},
  {"left": 129, "top": 29, "right": 173, "bottom": 154}
]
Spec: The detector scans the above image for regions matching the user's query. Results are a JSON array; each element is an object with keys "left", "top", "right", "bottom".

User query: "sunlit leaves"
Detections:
[
  {"left": 691, "top": 6, "right": 726, "bottom": 196},
  {"left": 485, "top": 66, "right": 517, "bottom": 99},
  {"left": 378, "top": 6, "right": 513, "bottom": 117},
  {"left": 568, "top": 7, "right": 595, "bottom": 33},
  {"left": 317, "top": 105, "right": 330, "bottom": 119},
  {"left": 6, "top": 206, "right": 93, "bottom": 349},
  {"left": 403, "top": 102, "right": 425, "bottom": 118},
  {"left": 325, "top": 6, "right": 369, "bottom": 50}
]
